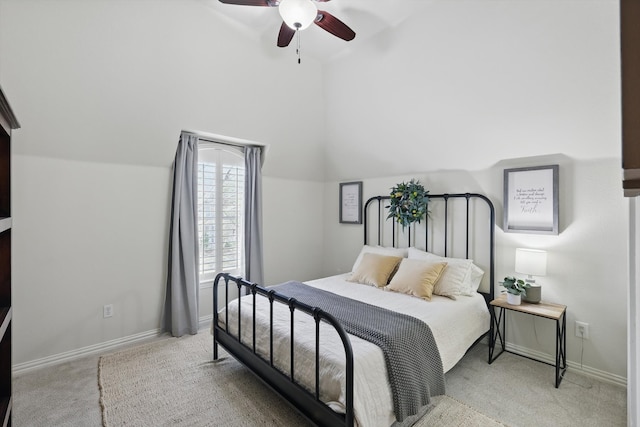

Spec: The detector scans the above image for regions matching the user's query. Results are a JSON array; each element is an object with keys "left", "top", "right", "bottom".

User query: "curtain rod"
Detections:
[
  {"left": 182, "top": 129, "right": 268, "bottom": 167},
  {"left": 182, "top": 130, "right": 265, "bottom": 149}
]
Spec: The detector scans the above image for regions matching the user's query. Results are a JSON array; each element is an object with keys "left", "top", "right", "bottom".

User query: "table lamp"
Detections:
[{"left": 515, "top": 248, "right": 547, "bottom": 303}]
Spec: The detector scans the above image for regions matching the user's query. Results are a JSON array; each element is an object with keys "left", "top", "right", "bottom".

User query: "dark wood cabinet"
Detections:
[
  {"left": 621, "top": 0, "right": 640, "bottom": 197},
  {"left": 0, "top": 85, "right": 20, "bottom": 427}
]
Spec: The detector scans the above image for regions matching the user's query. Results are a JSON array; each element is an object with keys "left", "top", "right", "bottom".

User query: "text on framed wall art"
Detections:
[
  {"left": 339, "top": 181, "right": 363, "bottom": 224},
  {"left": 503, "top": 165, "right": 559, "bottom": 235}
]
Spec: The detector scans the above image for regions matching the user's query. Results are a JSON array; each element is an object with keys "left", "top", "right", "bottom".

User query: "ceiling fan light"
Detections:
[{"left": 278, "top": 0, "right": 317, "bottom": 31}]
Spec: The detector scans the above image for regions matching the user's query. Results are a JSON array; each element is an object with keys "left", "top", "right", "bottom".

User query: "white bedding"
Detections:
[{"left": 216, "top": 274, "right": 489, "bottom": 427}]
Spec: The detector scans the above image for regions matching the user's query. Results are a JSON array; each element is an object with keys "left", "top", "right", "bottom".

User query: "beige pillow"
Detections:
[
  {"left": 348, "top": 253, "right": 403, "bottom": 287},
  {"left": 386, "top": 259, "right": 448, "bottom": 300},
  {"left": 407, "top": 247, "right": 484, "bottom": 298}
]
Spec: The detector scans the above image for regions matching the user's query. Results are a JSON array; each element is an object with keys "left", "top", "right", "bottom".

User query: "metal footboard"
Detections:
[{"left": 213, "top": 273, "right": 355, "bottom": 427}]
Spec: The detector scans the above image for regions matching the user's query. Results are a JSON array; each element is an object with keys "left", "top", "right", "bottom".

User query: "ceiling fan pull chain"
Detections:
[{"left": 296, "top": 29, "right": 301, "bottom": 64}]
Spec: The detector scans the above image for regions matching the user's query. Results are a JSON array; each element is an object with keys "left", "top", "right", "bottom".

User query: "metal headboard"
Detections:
[{"left": 364, "top": 193, "right": 495, "bottom": 303}]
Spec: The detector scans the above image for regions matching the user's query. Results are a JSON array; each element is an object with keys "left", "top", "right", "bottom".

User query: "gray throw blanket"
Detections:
[{"left": 272, "top": 281, "right": 445, "bottom": 423}]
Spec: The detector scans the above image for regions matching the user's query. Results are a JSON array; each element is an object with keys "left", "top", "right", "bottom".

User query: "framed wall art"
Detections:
[
  {"left": 339, "top": 181, "right": 362, "bottom": 224},
  {"left": 504, "top": 165, "right": 559, "bottom": 235}
]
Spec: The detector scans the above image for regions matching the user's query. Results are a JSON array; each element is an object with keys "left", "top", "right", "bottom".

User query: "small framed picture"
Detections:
[
  {"left": 504, "top": 165, "right": 559, "bottom": 234},
  {"left": 339, "top": 181, "right": 362, "bottom": 224}
]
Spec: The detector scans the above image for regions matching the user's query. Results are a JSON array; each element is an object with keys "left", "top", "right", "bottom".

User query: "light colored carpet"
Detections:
[
  {"left": 98, "top": 332, "right": 503, "bottom": 426},
  {"left": 446, "top": 343, "right": 627, "bottom": 427}
]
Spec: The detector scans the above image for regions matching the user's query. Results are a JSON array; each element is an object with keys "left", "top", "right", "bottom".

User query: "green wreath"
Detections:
[{"left": 386, "top": 179, "right": 429, "bottom": 229}]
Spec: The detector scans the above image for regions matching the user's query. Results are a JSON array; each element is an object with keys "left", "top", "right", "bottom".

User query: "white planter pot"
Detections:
[{"left": 506, "top": 293, "right": 521, "bottom": 305}]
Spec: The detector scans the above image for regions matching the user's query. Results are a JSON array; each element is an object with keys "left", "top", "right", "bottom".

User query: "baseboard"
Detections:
[
  {"left": 505, "top": 342, "right": 627, "bottom": 387},
  {"left": 199, "top": 314, "right": 213, "bottom": 330},
  {"left": 12, "top": 328, "right": 165, "bottom": 375},
  {"left": 14, "top": 316, "right": 215, "bottom": 375}
]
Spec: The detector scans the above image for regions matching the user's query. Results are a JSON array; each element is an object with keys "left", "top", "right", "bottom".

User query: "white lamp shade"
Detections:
[
  {"left": 279, "top": 0, "right": 318, "bottom": 30},
  {"left": 515, "top": 248, "right": 547, "bottom": 276}
]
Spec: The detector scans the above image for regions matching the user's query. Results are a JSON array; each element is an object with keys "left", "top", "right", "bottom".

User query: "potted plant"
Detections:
[
  {"left": 500, "top": 276, "right": 530, "bottom": 305},
  {"left": 386, "top": 179, "right": 429, "bottom": 230}
]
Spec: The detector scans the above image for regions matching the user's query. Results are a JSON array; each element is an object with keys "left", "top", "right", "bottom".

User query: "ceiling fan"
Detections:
[{"left": 218, "top": 0, "right": 356, "bottom": 49}]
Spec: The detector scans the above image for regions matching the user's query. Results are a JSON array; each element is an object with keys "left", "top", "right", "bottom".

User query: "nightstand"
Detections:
[{"left": 489, "top": 293, "right": 567, "bottom": 388}]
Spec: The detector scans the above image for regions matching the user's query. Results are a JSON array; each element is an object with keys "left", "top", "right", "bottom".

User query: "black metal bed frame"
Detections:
[{"left": 213, "top": 192, "right": 495, "bottom": 427}]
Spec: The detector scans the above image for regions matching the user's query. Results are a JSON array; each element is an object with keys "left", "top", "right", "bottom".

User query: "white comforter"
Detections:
[{"left": 216, "top": 274, "right": 489, "bottom": 427}]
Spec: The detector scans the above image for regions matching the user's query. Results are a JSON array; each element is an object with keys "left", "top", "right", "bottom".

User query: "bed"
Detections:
[{"left": 213, "top": 193, "right": 495, "bottom": 427}]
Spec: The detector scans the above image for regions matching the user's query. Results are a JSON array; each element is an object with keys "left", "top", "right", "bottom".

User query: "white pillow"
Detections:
[
  {"left": 407, "top": 247, "right": 484, "bottom": 298},
  {"left": 351, "top": 245, "right": 408, "bottom": 272},
  {"left": 466, "top": 263, "right": 485, "bottom": 293}
]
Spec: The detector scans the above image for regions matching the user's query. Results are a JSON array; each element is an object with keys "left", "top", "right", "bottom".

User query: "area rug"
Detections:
[
  {"left": 416, "top": 395, "right": 505, "bottom": 427},
  {"left": 98, "top": 332, "right": 505, "bottom": 427}
]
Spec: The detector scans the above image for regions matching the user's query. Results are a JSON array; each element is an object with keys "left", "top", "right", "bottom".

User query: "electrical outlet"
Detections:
[
  {"left": 103, "top": 304, "right": 114, "bottom": 318},
  {"left": 575, "top": 321, "right": 589, "bottom": 339}
]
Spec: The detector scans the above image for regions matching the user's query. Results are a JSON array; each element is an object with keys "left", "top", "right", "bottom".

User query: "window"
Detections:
[{"left": 197, "top": 144, "right": 244, "bottom": 283}]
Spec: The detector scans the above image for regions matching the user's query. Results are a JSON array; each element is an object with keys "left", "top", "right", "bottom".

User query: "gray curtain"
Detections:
[
  {"left": 164, "top": 133, "right": 200, "bottom": 337},
  {"left": 244, "top": 146, "right": 264, "bottom": 285}
]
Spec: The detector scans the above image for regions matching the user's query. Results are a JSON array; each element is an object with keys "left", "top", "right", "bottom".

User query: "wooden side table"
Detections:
[{"left": 489, "top": 294, "right": 567, "bottom": 388}]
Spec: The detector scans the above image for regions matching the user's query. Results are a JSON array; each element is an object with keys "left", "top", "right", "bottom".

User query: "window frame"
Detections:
[{"left": 197, "top": 143, "right": 245, "bottom": 285}]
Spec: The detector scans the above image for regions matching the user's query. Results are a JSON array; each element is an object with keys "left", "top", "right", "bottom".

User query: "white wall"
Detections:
[
  {"left": 12, "top": 155, "right": 170, "bottom": 358},
  {"left": 324, "top": 0, "right": 618, "bottom": 177},
  {"left": 322, "top": 0, "right": 627, "bottom": 381},
  {"left": 0, "top": 0, "right": 326, "bottom": 365},
  {"left": 630, "top": 197, "right": 639, "bottom": 425}
]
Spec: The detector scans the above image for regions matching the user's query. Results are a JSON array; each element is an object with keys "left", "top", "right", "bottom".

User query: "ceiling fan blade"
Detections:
[
  {"left": 314, "top": 10, "right": 355, "bottom": 41},
  {"left": 218, "top": 0, "right": 275, "bottom": 6},
  {"left": 277, "top": 22, "right": 296, "bottom": 47}
]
